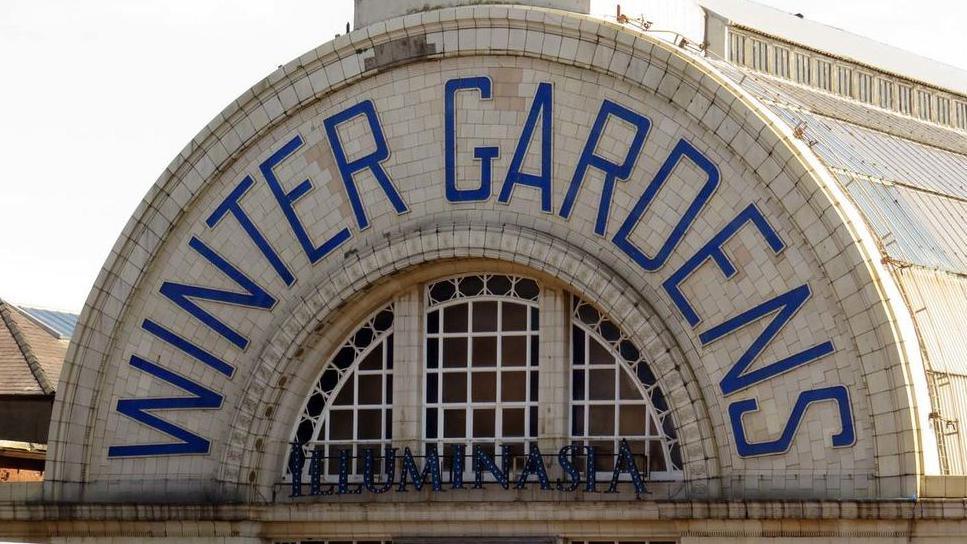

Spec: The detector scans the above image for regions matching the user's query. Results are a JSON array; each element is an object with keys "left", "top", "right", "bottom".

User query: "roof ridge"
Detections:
[{"left": 0, "top": 301, "right": 55, "bottom": 395}]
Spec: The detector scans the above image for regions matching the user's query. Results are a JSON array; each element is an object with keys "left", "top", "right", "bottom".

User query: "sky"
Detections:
[{"left": 1, "top": 0, "right": 964, "bottom": 313}]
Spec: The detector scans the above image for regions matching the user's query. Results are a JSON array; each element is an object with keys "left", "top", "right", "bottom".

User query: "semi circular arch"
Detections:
[{"left": 46, "top": 4, "right": 930, "bottom": 504}]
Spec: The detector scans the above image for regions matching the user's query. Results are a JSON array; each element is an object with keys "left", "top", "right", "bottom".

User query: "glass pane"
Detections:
[
  {"left": 472, "top": 371, "right": 497, "bottom": 402},
  {"left": 589, "top": 405, "right": 615, "bottom": 435},
  {"left": 502, "top": 408, "right": 525, "bottom": 437},
  {"left": 333, "top": 375, "right": 355, "bottom": 405},
  {"left": 572, "top": 326, "right": 585, "bottom": 365},
  {"left": 359, "top": 345, "right": 382, "bottom": 370},
  {"left": 357, "top": 409, "right": 382, "bottom": 439},
  {"left": 443, "top": 337, "right": 467, "bottom": 367},
  {"left": 473, "top": 408, "right": 496, "bottom": 438},
  {"left": 589, "top": 337, "right": 613, "bottom": 365},
  {"left": 329, "top": 409, "right": 353, "bottom": 440},
  {"left": 472, "top": 301, "right": 498, "bottom": 332},
  {"left": 426, "top": 372, "right": 438, "bottom": 403},
  {"left": 619, "top": 405, "right": 648, "bottom": 436},
  {"left": 572, "top": 369, "right": 585, "bottom": 400},
  {"left": 501, "top": 335, "right": 527, "bottom": 366},
  {"left": 443, "top": 304, "right": 468, "bottom": 332},
  {"left": 515, "top": 278, "right": 539, "bottom": 299},
  {"left": 444, "top": 409, "right": 466, "bottom": 438},
  {"left": 357, "top": 374, "right": 382, "bottom": 405},
  {"left": 426, "top": 309, "right": 439, "bottom": 334},
  {"left": 425, "top": 408, "right": 438, "bottom": 439},
  {"left": 502, "top": 302, "right": 527, "bottom": 331},
  {"left": 426, "top": 338, "right": 439, "bottom": 368},
  {"left": 442, "top": 372, "right": 468, "bottom": 403},
  {"left": 619, "top": 370, "right": 640, "bottom": 399},
  {"left": 591, "top": 440, "right": 614, "bottom": 472},
  {"left": 530, "top": 307, "right": 540, "bottom": 330},
  {"left": 588, "top": 368, "right": 615, "bottom": 400},
  {"left": 472, "top": 336, "right": 497, "bottom": 367},
  {"left": 649, "top": 440, "right": 667, "bottom": 472},
  {"left": 459, "top": 275, "right": 484, "bottom": 297},
  {"left": 501, "top": 371, "right": 526, "bottom": 402},
  {"left": 572, "top": 405, "right": 584, "bottom": 435}
]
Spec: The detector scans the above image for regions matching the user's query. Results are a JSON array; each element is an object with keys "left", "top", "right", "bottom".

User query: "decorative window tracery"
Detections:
[
  {"left": 424, "top": 275, "right": 541, "bottom": 474},
  {"left": 287, "top": 304, "right": 394, "bottom": 478},
  {"left": 284, "top": 275, "right": 684, "bottom": 485},
  {"left": 570, "top": 297, "right": 683, "bottom": 479}
]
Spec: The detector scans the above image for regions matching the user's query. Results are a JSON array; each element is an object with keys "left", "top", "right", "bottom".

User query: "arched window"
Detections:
[
  {"left": 289, "top": 305, "right": 394, "bottom": 477},
  {"left": 286, "top": 274, "right": 683, "bottom": 484},
  {"left": 570, "top": 298, "right": 682, "bottom": 479},
  {"left": 424, "top": 275, "right": 540, "bottom": 472}
]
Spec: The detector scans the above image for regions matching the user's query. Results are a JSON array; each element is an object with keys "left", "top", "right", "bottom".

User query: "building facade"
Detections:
[{"left": 3, "top": 0, "right": 967, "bottom": 542}]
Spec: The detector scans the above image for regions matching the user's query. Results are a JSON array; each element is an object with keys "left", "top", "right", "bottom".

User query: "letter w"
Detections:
[
  {"left": 107, "top": 355, "right": 223, "bottom": 457},
  {"left": 160, "top": 237, "right": 275, "bottom": 350},
  {"left": 701, "top": 284, "right": 835, "bottom": 396}
]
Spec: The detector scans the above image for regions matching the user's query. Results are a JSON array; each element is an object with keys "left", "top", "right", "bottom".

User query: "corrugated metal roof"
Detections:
[
  {"left": 710, "top": 55, "right": 967, "bottom": 473},
  {"left": 835, "top": 172, "right": 967, "bottom": 272},
  {"left": 710, "top": 60, "right": 967, "bottom": 276},
  {"left": 895, "top": 267, "right": 967, "bottom": 376},
  {"left": 18, "top": 307, "right": 78, "bottom": 340},
  {"left": 698, "top": 0, "right": 967, "bottom": 95}
]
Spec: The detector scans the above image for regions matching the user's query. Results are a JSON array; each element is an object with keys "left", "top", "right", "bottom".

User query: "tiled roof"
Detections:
[{"left": 0, "top": 301, "right": 70, "bottom": 396}]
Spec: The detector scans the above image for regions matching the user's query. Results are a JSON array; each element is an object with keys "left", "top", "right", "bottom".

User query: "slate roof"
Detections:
[{"left": 0, "top": 301, "right": 71, "bottom": 396}]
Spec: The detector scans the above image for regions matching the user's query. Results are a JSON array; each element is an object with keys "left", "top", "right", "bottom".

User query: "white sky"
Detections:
[{"left": 1, "top": 0, "right": 964, "bottom": 313}]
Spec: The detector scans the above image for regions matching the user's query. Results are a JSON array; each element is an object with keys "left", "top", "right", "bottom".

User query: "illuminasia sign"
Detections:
[{"left": 287, "top": 440, "right": 649, "bottom": 498}]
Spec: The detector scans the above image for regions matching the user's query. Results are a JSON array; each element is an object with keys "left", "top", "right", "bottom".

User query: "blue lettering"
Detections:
[
  {"left": 397, "top": 446, "right": 442, "bottom": 491},
  {"left": 159, "top": 237, "right": 275, "bottom": 350},
  {"left": 141, "top": 319, "right": 235, "bottom": 377},
  {"left": 729, "top": 385, "right": 855, "bottom": 456},
  {"left": 324, "top": 99, "right": 408, "bottom": 229},
  {"left": 473, "top": 444, "right": 510, "bottom": 489},
  {"left": 606, "top": 438, "right": 646, "bottom": 496},
  {"left": 498, "top": 82, "right": 553, "bottom": 211},
  {"left": 362, "top": 447, "right": 397, "bottom": 494},
  {"left": 663, "top": 204, "right": 785, "bottom": 327},
  {"left": 107, "top": 355, "right": 223, "bottom": 457},
  {"left": 515, "top": 444, "right": 551, "bottom": 490},
  {"left": 662, "top": 205, "right": 833, "bottom": 394},
  {"left": 261, "top": 135, "right": 352, "bottom": 264},
  {"left": 208, "top": 175, "right": 295, "bottom": 286},
  {"left": 445, "top": 77, "right": 499, "bottom": 202},
  {"left": 559, "top": 100, "right": 651, "bottom": 235},
  {"left": 704, "top": 284, "right": 836, "bottom": 395},
  {"left": 556, "top": 445, "right": 581, "bottom": 491},
  {"left": 613, "top": 139, "right": 720, "bottom": 271}
]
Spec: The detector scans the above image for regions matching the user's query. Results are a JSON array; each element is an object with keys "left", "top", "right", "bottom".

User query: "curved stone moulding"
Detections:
[{"left": 45, "top": 5, "right": 928, "bottom": 504}]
